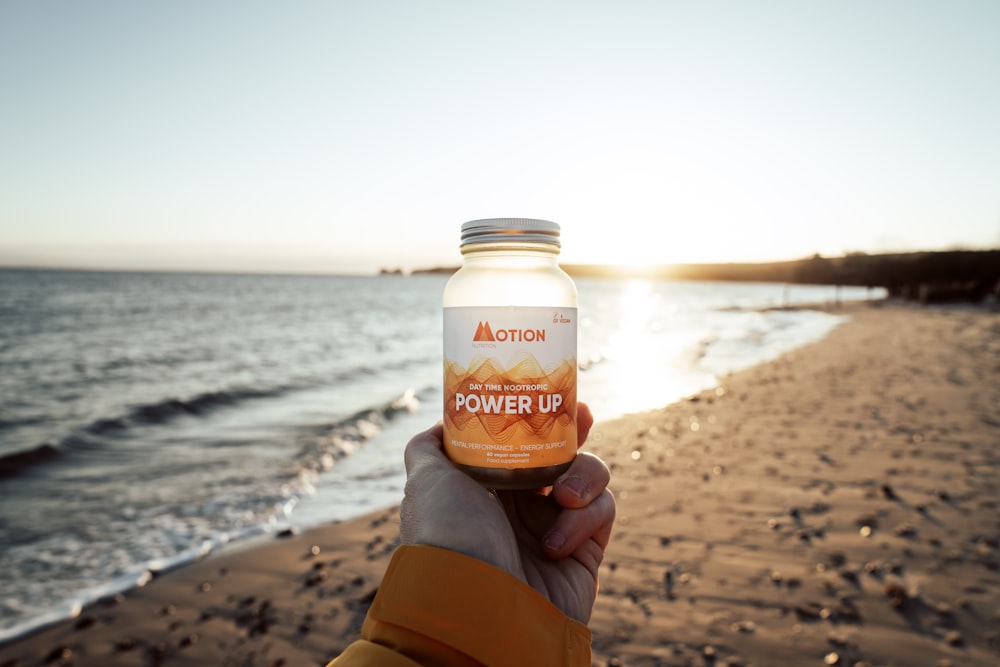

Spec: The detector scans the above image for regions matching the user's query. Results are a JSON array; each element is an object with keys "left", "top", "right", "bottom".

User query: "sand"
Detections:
[{"left": 0, "top": 302, "right": 997, "bottom": 667}]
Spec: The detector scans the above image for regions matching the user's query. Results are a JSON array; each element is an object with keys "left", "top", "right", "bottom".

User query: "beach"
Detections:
[
  {"left": 1, "top": 302, "right": 997, "bottom": 666},
  {"left": 0, "top": 269, "right": 868, "bottom": 636}
]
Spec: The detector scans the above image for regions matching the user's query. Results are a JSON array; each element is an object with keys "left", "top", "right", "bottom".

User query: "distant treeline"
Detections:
[
  {"left": 562, "top": 250, "right": 1000, "bottom": 303},
  {"left": 410, "top": 250, "right": 1000, "bottom": 303}
]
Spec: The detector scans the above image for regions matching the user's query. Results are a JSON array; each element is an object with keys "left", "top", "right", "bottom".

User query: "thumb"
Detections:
[{"left": 403, "top": 422, "right": 447, "bottom": 475}]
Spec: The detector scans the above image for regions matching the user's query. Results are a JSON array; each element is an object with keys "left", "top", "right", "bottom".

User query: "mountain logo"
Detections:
[{"left": 473, "top": 321, "right": 495, "bottom": 342}]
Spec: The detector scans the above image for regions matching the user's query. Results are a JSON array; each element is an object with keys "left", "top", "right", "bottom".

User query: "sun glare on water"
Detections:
[{"left": 585, "top": 280, "right": 712, "bottom": 417}]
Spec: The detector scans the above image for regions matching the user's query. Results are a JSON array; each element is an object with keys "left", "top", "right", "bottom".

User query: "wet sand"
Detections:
[{"left": 1, "top": 302, "right": 997, "bottom": 666}]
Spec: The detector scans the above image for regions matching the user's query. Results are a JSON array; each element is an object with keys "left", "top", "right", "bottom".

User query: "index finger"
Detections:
[
  {"left": 551, "top": 451, "right": 611, "bottom": 509},
  {"left": 575, "top": 401, "right": 594, "bottom": 450}
]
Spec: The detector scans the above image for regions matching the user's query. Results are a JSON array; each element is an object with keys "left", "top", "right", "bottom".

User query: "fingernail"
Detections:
[
  {"left": 544, "top": 530, "right": 566, "bottom": 551},
  {"left": 559, "top": 476, "right": 586, "bottom": 499}
]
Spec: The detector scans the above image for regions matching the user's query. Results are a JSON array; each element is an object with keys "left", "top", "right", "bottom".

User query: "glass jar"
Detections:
[{"left": 442, "top": 218, "right": 578, "bottom": 489}]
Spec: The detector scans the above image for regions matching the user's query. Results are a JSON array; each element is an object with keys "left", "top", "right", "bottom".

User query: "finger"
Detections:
[
  {"left": 550, "top": 451, "right": 611, "bottom": 509},
  {"left": 576, "top": 401, "right": 594, "bottom": 449},
  {"left": 542, "top": 488, "right": 616, "bottom": 560}
]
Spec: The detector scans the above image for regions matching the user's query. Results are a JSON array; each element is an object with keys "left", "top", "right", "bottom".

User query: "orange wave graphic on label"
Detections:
[{"left": 443, "top": 351, "right": 576, "bottom": 468}]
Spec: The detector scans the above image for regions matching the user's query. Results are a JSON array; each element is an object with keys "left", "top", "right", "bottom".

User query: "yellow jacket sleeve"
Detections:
[{"left": 327, "top": 544, "right": 592, "bottom": 667}]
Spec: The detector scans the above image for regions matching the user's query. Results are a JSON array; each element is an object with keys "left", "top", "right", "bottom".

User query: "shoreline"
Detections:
[
  {"left": 1, "top": 302, "right": 998, "bottom": 666},
  {"left": 0, "top": 293, "right": 867, "bottom": 647}
]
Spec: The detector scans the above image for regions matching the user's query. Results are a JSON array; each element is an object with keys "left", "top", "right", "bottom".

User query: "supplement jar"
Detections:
[{"left": 442, "top": 218, "right": 578, "bottom": 489}]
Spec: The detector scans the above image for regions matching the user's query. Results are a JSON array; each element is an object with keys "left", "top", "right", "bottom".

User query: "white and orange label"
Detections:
[{"left": 443, "top": 306, "right": 577, "bottom": 469}]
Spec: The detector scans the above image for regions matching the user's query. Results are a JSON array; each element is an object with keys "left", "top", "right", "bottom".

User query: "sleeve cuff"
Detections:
[{"left": 362, "top": 544, "right": 592, "bottom": 667}]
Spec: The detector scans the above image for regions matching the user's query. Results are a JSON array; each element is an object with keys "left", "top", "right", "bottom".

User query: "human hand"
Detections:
[{"left": 399, "top": 402, "right": 614, "bottom": 624}]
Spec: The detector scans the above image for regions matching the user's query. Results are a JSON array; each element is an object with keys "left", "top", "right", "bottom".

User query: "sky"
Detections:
[{"left": 1, "top": 0, "right": 998, "bottom": 274}]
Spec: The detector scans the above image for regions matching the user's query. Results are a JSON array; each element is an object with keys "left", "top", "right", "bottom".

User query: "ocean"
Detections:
[{"left": 0, "top": 268, "right": 882, "bottom": 641}]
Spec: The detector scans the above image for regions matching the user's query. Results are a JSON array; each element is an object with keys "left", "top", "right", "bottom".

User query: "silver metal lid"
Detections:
[{"left": 460, "top": 218, "right": 561, "bottom": 247}]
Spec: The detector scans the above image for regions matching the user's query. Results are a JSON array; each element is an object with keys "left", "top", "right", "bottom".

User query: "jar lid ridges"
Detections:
[{"left": 460, "top": 218, "right": 560, "bottom": 247}]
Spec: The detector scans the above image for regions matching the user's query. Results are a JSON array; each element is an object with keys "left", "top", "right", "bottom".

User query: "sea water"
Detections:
[{"left": 0, "top": 268, "right": 881, "bottom": 641}]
